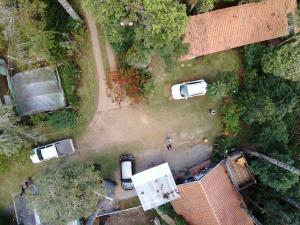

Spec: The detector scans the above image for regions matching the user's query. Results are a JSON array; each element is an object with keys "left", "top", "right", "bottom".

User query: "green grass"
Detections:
[
  {"left": 0, "top": 150, "right": 48, "bottom": 209},
  {"left": 87, "top": 144, "right": 140, "bottom": 180},
  {"left": 148, "top": 49, "right": 242, "bottom": 141}
]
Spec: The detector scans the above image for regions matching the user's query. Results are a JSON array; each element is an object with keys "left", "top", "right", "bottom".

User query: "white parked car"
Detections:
[
  {"left": 30, "top": 139, "right": 75, "bottom": 163},
  {"left": 120, "top": 155, "right": 135, "bottom": 190},
  {"left": 171, "top": 79, "right": 207, "bottom": 100}
]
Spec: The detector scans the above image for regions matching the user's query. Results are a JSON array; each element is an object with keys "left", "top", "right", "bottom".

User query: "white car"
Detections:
[
  {"left": 171, "top": 79, "right": 207, "bottom": 100},
  {"left": 120, "top": 155, "right": 135, "bottom": 190},
  {"left": 30, "top": 139, "right": 75, "bottom": 163}
]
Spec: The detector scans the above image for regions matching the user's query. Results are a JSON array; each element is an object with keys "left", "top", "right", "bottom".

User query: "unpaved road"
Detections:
[{"left": 79, "top": 14, "right": 213, "bottom": 200}]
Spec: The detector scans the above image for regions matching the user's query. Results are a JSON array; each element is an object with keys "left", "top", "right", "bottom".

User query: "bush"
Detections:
[
  {"left": 212, "top": 135, "right": 240, "bottom": 161},
  {"left": 58, "top": 62, "right": 80, "bottom": 105},
  {"left": 47, "top": 110, "right": 78, "bottom": 131},
  {"left": 0, "top": 32, "right": 6, "bottom": 52},
  {"left": 158, "top": 203, "right": 188, "bottom": 225},
  {"left": 207, "top": 72, "right": 239, "bottom": 100},
  {"left": 220, "top": 103, "right": 241, "bottom": 134},
  {"left": 106, "top": 67, "right": 153, "bottom": 105},
  {"left": 196, "top": 0, "right": 215, "bottom": 13}
]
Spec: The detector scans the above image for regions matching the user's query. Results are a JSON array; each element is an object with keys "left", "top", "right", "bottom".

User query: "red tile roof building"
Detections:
[
  {"left": 181, "top": 0, "right": 297, "bottom": 60},
  {"left": 172, "top": 163, "right": 254, "bottom": 225}
]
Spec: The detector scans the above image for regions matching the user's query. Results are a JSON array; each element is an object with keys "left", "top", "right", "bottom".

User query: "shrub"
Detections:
[
  {"left": 220, "top": 103, "right": 241, "bottom": 134},
  {"left": 0, "top": 32, "right": 6, "bottom": 53},
  {"left": 106, "top": 67, "right": 152, "bottom": 105},
  {"left": 196, "top": 0, "right": 215, "bottom": 13},
  {"left": 47, "top": 110, "right": 78, "bottom": 131},
  {"left": 158, "top": 203, "right": 188, "bottom": 225},
  {"left": 58, "top": 62, "right": 80, "bottom": 105},
  {"left": 207, "top": 72, "right": 239, "bottom": 100}
]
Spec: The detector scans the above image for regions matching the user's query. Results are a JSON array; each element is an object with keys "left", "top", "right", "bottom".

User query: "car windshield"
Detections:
[
  {"left": 36, "top": 149, "right": 44, "bottom": 161},
  {"left": 180, "top": 84, "right": 188, "bottom": 97}
]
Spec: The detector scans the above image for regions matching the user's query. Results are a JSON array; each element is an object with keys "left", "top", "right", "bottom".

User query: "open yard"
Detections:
[{"left": 78, "top": 49, "right": 242, "bottom": 188}]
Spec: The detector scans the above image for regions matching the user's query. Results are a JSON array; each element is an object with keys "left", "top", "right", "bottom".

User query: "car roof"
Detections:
[
  {"left": 187, "top": 82, "right": 207, "bottom": 96},
  {"left": 41, "top": 145, "right": 58, "bottom": 160},
  {"left": 121, "top": 161, "right": 133, "bottom": 179}
]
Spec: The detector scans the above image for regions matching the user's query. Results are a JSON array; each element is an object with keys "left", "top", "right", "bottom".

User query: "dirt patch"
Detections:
[{"left": 105, "top": 208, "right": 157, "bottom": 225}]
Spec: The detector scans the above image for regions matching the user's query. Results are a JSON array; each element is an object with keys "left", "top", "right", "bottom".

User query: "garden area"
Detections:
[{"left": 0, "top": 0, "right": 98, "bottom": 211}]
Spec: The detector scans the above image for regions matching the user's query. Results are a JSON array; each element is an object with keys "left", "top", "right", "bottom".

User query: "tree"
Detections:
[
  {"left": 82, "top": 0, "right": 188, "bottom": 58},
  {"left": 196, "top": 0, "right": 215, "bottom": 13},
  {"left": 261, "top": 43, "right": 300, "bottom": 81},
  {"left": 256, "top": 121, "right": 289, "bottom": 149},
  {"left": 26, "top": 160, "right": 105, "bottom": 225},
  {"left": 0, "top": 106, "right": 38, "bottom": 156},
  {"left": 207, "top": 72, "right": 239, "bottom": 100},
  {"left": 250, "top": 152, "right": 299, "bottom": 193}
]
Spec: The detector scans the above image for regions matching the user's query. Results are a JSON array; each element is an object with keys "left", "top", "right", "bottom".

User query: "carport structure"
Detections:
[{"left": 9, "top": 66, "right": 66, "bottom": 117}]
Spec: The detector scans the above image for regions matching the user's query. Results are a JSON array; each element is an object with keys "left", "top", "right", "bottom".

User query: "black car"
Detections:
[{"left": 120, "top": 155, "right": 135, "bottom": 190}]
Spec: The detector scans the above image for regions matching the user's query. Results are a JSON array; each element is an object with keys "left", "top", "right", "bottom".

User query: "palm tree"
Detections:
[{"left": 57, "top": 0, "right": 83, "bottom": 22}]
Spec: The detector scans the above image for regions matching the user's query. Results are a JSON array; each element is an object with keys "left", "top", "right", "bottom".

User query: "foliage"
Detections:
[
  {"left": 261, "top": 43, "right": 300, "bottom": 81},
  {"left": 0, "top": 31, "right": 6, "bottom": 53},
  {"left": 212, "top": 135, "right": 240, "bottom": 161},
  {"left": 106, "top": 68, "right": 152, "bottom": 105},
  {"left": 243, "top": 43, "right": 267, "bottom": 70},
  {"left": 0, "top": 148, "right": 30, "bottom": 173},
  {"left": 46, "top": 110, "right": 78, "bottom": 131},
  {"left": 207, "top": 72, "right": 239, "bottom": 100},
  {"left": 256, "top": 121, "right": 289, "bottom": 150},
  {"left": 250, "top": 151, "right": 299, "bottom": 194},
  {"left": 196, "top": 0, "right": 215, "bottom": 13},
  {"left": 125, "top": 46, "right": 151, "bottom": 68},
  {"left": 291, "top": 115, "right": 300, "bottom": 147},
  {"left": 83, "top": 0, "right": 188, "bottom": 60},
  {"left": 0, "top": 106, "right": 38, "bottom": 156},
  {"left": 58, "top": 61, "right": 80, "bottom": 105},
  {"left": 159, "top": 203, "right": 188, "bottom": 225},
  {"left": 26, "top": 160, "right": 105, "bottom": 225},
  {"left": 239, "top": 70, "right": 299, "bottom": 125},
  {"left": 220, "top": 103, "right": 240, "bottom": 134}
]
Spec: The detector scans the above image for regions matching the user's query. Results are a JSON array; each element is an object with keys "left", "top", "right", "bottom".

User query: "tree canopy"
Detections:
[
  {"left": 0, "top": 106, "right": 38, "bottom": 156},
  {"left": 82, "top": 0, "right": 188, "bottom": 61},
  {"left": 261, "top": 43, "right": 300, "bottom": 81},
  {"left": 26, "top": 160, "right": 105, "bottom": 225}
]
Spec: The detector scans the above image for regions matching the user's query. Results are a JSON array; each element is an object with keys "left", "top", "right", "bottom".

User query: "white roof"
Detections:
[
  {"left": 121, "top": 161, "right": 133, "bottom": 179},
  {"left": 187, "top": 82, "right": 207, "bottom": 96},
  {"left": 41, "top": 145, "right": 58, "bottom": 160},
  {"left": 131, "top": 163, "right": 180, "bottom": 211}
]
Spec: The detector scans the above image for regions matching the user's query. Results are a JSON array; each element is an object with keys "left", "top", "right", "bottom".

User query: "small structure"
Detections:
[
  {"left": 171, "top": 153, "right": 256, "bottom": 225},
  {"left": 225, "top": 151, "right": 256, "bottom": 190},
  {"left": 181, "top": 0, "right": 297, "bottom": 60},
  {"left": 9, "top": 67, "right": 66, "bottom": 117},
  {"left": 131, "top": 163, "right": 180, "bottom": 211}
]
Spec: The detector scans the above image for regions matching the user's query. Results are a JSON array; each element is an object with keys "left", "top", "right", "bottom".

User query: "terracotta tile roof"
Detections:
[
  {"left": 172, "top": 163, "right": 254, "bottom": 225},
  {"left": 181, "top": 0, "right": 297, "bottom": 60}
]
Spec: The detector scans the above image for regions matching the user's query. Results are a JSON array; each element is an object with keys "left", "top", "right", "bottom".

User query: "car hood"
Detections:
[
  {"left": 30, "top": 154, "right": 40, "bottom": 163},
  {"left": 171, "top": 84, "right": 184, "bottom": 100}
]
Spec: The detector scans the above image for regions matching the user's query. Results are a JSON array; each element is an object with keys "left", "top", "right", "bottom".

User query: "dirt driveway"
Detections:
[{"left": 78, "top": 14, "right": 216, "bottom": 199}]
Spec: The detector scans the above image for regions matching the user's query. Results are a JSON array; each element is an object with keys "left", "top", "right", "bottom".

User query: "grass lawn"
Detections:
[
  {"left": 0, "top": 150, "right": 48, "bottom": 209},
  {"left": 148, "top": 49, "right": 242, "bottom": 142}
]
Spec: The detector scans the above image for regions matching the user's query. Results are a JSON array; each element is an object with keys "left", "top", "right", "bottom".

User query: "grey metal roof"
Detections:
[{"left": 10, "top": 67, "right": 66, "bottom": 117}]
